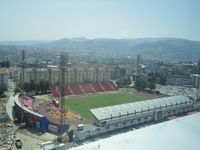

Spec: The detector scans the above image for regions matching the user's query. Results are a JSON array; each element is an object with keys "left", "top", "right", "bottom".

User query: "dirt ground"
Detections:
[
  {"left": 33, "top": 95, "right": 93, "bottom": 129},
  {"left": 132, "top": 91, "right": 161, "bottom": 99}
]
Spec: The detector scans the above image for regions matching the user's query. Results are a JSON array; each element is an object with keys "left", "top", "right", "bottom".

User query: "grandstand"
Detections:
[
  {"left": 92, "top": 83, "right": 104, "bottom": 92},
  {"left": 90, "top": 95, "right": 193, "bottom": 127},
  {"left": 74, "top": 95, "right": 200, "bottom": 140},
  {"left": 51, "top": 82, "right": 118, "bottom": 97},
  {"left": 13, "top": 94, "right": 70, "bottom": 133}
]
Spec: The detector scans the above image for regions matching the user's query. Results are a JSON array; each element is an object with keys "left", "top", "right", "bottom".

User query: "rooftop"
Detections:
[
  {"left": 70, "top": 112, "right": 200, "bottom": 150},
  {"left": 90, "top": 95, "right": 191, "bottom": 121}
]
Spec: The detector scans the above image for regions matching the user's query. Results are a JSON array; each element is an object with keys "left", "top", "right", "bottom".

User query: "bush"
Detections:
[
  {"left": 67, "top": 130, "right": 74, "bottom": 142},
  {"left": 116, "top": 77, "right": 131, "bottom": 87},
  {"left": 135, "top": 76, "right": 148, "bottom": 91}
]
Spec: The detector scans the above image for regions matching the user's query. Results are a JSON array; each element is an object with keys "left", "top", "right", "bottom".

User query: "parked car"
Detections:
[{"left": 15, "top": 138, "right": 23, "bottom": 149}]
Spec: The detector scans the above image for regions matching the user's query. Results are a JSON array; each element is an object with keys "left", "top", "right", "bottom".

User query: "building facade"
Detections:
[
  {"left": 167, "top": 75, "right": 192, "bottom": 86},
  {"left": 18, "top": 67, "right": 113, "bottom": 85},
  {"left": 0, "top": 65, "right": 136, "bottom": 87}
]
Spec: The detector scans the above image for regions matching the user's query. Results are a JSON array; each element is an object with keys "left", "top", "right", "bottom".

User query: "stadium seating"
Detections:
[
  {"left": 70, "top": 84, "right": 83, "bottom": 95},
  {"left": 101, "top": 82, "right": 113, "bottom": 91},
  {"left": 81, "top": 83, "right": 95, "bottom": 93},
  {"left": 51, "top": 86, "right": 61, "bottom": 97},
  {"left": 19, "top": 96, "right": 33, "bottom": 108},
  {"left": 109, "top": 82, "right": 119, "bottom": 90},
  {"left": 93, "top": 83, "right": 104, "bottom": 92},
  {"left": 51, "top": 82, "right": 118, "bottom": 97},
  {"left": 64, "top": 85, "right": 73, "bottom": 95},
  {"left": 89, "top": 84, "right": 96, "bottom": 93}
]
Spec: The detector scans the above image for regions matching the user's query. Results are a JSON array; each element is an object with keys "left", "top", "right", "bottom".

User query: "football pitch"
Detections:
[{"left": 64, "top": 92, "right": 144, "bottom": 119}]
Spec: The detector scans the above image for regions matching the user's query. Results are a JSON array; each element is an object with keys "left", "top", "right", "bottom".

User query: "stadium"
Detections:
[
  {"left": 13, "top": 78, "right": 200, "bottom": 141},
  {"left": 13, "top": 81, "right": 128, "bottom": 133}
]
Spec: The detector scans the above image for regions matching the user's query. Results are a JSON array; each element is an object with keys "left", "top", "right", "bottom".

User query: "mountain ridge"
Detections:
[{"left": 0, "top": 37, "right": 200, "bottom": 61}]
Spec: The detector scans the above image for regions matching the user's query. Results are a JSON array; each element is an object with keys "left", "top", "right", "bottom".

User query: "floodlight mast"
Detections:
[
  {"left": 59, "top": 52, "right": 68, "bottom": 137},
  {"left": 21, "top": 49, "right": 25, "bottom": 87}
]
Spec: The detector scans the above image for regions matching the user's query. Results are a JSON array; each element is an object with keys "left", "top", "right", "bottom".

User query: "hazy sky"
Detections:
[{"left": 0, "top": 0, "right": 200, "bottom": 41}]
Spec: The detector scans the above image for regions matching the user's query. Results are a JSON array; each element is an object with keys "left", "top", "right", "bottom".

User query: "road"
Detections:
[
  {"left": 5, "top": 80, "right": 59, "bottom": 150},
  {"left": 12, "top": 131, "right": 43, "bottom": 150},
  {"left": 6, "top": 93, "right": 14, "bottom": 121},
  {"left": 5, "top": 79, "right": 16, "bottom": 121}
]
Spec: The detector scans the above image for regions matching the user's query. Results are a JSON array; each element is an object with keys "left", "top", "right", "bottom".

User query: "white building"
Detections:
[{"left": 74, "top": 95, "right": 200, "bottom": 140}]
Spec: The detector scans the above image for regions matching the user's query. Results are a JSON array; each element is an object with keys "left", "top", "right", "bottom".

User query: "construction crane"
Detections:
[{"left": 58, "top": 52, "right": 68, "bottom": 142}]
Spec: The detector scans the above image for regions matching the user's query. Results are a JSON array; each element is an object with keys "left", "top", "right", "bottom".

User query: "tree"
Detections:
[
  {"left": 135, "top": 76, "right": 148, "bottom": 91},
  {"left": 116, "top": 77, "right": 131, "bottom": 87},
  {"left": 24, "top": 82, "right": 31, "bottom": 92},
  {"left": 158, "top": 72, "right": 167, "bottom": 85},
  {"left": 30, "top": 79, "right": 36, "bottom": 92},
  {"left": 14, "top": 79, "right": 51, "bottom": 95},
  {"left": 148, "top": 81, "right": 156, "bottom": 90},
  {"left": 14, "top": 83, "right": 22, "bottom": 94},
  {"left": 67, "top": 130, "right": 74, "bottom": 142},
  {"left": 148, "top": 75, "right": 156, "bottom": 82},
  {"left": 0, "top": 84, "right": 7, "bottom": 96},
  {"left": 39, "top": 80, "right": 50, "bottom": 94}
]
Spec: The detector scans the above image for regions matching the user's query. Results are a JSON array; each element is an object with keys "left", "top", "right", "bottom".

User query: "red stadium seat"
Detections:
[
  {"left": 50, "top": 82, "right": 118, "bottom": 97},
  {"left": 70, "top": 84, "right": 83, "bottom": 95},
  {"left": 81, "top": 83, "right": 95, "bottom": 93},
  {"left": 92, "top": 83, "right": 104, "bottom": 92}
]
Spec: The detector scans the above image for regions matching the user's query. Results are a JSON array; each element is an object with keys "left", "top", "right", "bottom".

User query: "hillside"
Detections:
[{"left": 0, "top": 37, "right": 200, "bottom": 61}]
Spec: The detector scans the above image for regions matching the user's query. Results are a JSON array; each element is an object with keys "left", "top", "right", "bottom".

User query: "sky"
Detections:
[{"left": 0, "top": 0, "right": 200, "bottom": 41}]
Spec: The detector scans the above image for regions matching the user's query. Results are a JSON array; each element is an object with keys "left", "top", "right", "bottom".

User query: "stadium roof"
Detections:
[
  {"left": 70, "top": 112, "right": 200, "bottom": 150},
  {"left": 90, "top": 95, "right": 191, "bottom": 121}
]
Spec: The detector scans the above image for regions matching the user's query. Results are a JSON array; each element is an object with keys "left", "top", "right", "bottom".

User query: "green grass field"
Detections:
[{"left": 64, "top": 92, "right": 144, "bottom": 119}]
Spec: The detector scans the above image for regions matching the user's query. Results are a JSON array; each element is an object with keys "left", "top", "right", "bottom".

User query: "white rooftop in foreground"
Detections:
[{"left": 70, "top": 112, "right": 200, "bottom": 150}]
